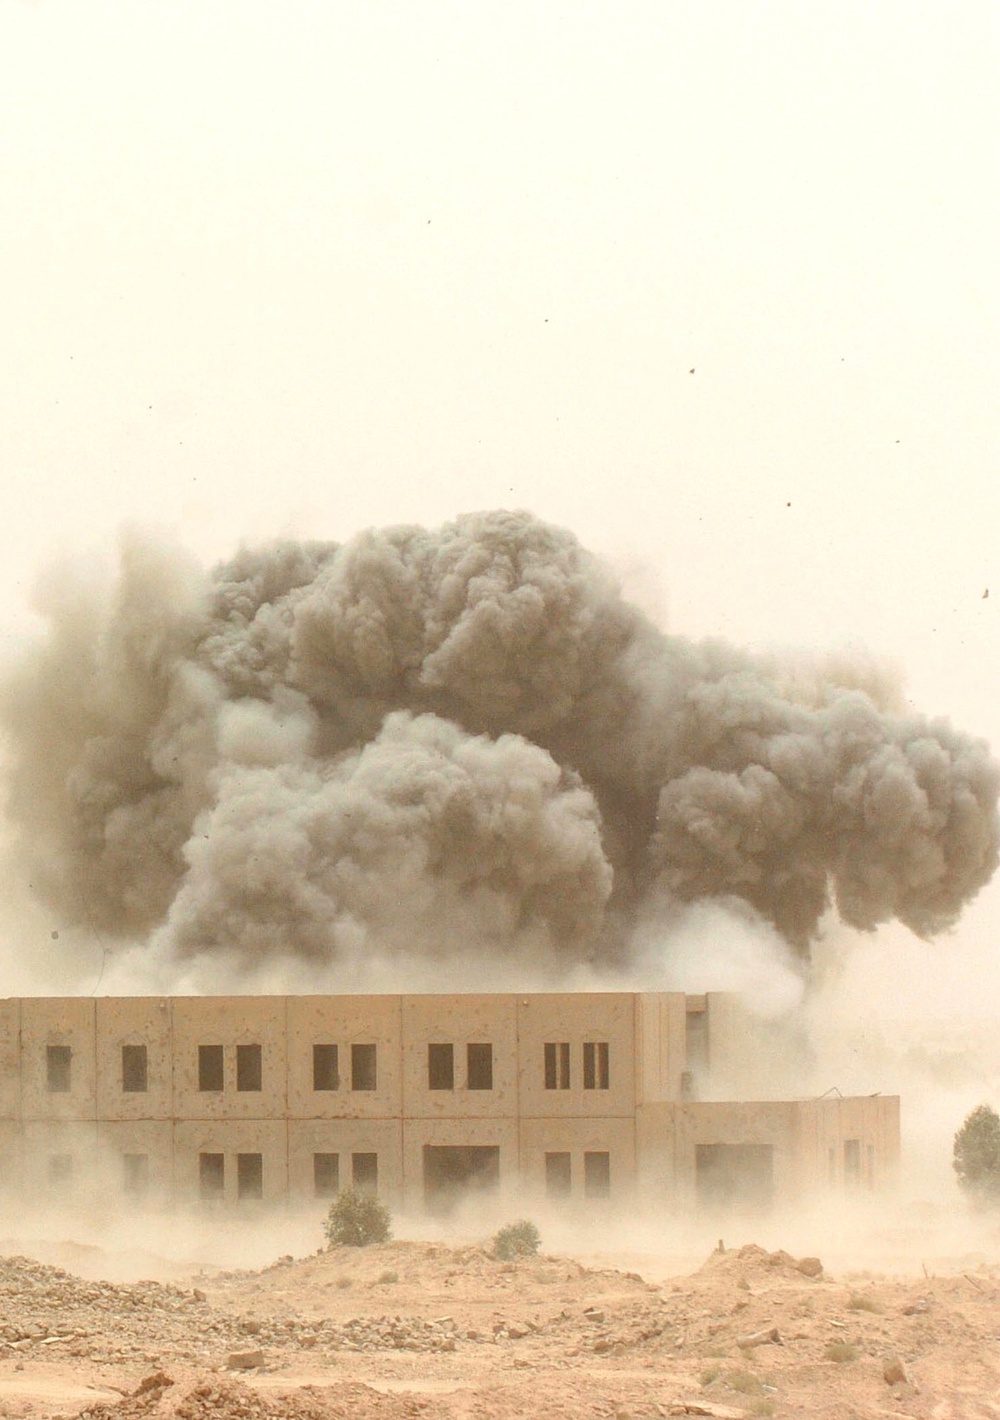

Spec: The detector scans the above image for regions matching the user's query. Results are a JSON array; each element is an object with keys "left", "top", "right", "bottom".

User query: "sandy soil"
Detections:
[{"left": 1, "top": 1230, "right": 999, "bottom": 1418}]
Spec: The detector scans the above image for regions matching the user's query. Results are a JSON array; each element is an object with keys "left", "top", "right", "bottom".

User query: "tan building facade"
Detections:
[{"left": 0, "top": 992, "right": 899, "bottom": 1214}]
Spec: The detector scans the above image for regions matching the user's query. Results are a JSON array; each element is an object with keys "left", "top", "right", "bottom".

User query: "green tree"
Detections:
[{"left": 953, "top": 1104, "right": 1000, "bottom": 1204}]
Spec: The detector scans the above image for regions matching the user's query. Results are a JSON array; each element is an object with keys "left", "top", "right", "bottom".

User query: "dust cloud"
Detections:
[{"left": 1, "top": 509, "right": 996, "bottom": 991}]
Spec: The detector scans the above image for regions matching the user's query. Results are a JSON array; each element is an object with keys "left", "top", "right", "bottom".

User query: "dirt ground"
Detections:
[{"left": 1, "top": 1225, "right": 1000, "bottom": 1419}]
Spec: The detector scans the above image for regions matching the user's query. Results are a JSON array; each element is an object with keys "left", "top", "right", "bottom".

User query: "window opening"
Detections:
[
  {"left": 314, "top": 1152, "right": 340, "bottom": 1198},
  {"left": 121, "top": 1044, "right": 148, "bottom": 1093},
  {"left": 352, "top": 1152, "right": 378, "bottom": 1193},
  {"left": 123, "top": 1153, "right": 149, "bottom": 1197},
  {"left": 583, "top": 1151, "right": 611, "bottom": 1199},
  {"left": 236, "top": 1043, "right": 262, "bottom": 1092},
  {"left": 428, "top": 1043, "right": 454, "bottom": 1090},
  {"left": 844, "top": 1138, "right": 861, "bottom": 1188},
  {"left": 313, "top": 1044, "right": 339, "bottom": 1091},
  {"left": 46, "top": 1044, "right": 71, "bottom": 1093},
  {"left": 583, "top": 1041, "right": 609, "bottom": 1090},
  {"left": 198, "top": 1045, "right": 224, "bottom": 1092},
  {"left": 237, "top": 1152, "right": 263, "bottom": 1200},
  {"left": 351, "top": 1043, "right": 377, "bottom": 1092},
  {"left": 544, "top": 1041, "right": 570, "bottom": 1090},
  {"left": 467, "top": 1043, "right": 493, "bottom": 1090},
  {"left": 199, "top": 1152, "right": 225, "bottom": 1200},
  {"left": 545, "top": 1151, "right": 572, "bottom": 1199}
]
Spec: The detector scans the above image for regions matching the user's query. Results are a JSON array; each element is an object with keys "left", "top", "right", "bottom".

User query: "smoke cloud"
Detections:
[{"left": 1, "top": 510, "right": 997, "bottom": 982}]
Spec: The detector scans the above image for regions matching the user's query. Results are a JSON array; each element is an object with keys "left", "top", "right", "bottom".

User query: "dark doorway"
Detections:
[
  {"left": 423, "top": 1145, "right": 500, "bottom": 1214},
  {"left": 695, "top": 1143, "right": 774, "bottom": 1212}
]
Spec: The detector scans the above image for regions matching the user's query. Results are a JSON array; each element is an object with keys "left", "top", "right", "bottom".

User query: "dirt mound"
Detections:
[
  {"left": 78, "top": 1375, "right": 422, "bottom": 1420},
  {"left": 2, "top": 1235, "right": 1000, "bottom": 1416}
]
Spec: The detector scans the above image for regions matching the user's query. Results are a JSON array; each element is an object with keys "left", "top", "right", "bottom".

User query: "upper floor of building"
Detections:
[{"left": 0, "top": 991, "right": 738, "bottom": 1124}]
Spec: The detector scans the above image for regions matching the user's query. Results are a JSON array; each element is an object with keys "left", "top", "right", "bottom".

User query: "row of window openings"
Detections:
[
  {"left": 51, "top": 1150, "right": 615, "bottom": 1202},
  {"left": 831, "top": 1138, "right": 877, "bottom": 1189},
  {"left": 45, "top": 1043, "right": 378, "bottom": 1095},
  {"left": 47, "top": 1150, "right": 379, "bottom": 1201},
  {"left": 544, "top": 1150, "right": 611, "bottom": 1199},
  {"left": 45, "top": 1040, "right": 612, "bottom": 1094}
]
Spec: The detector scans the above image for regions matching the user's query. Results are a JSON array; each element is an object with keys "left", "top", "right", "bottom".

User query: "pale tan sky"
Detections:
[{"left": 2, "top": 1, "right": 999, "bottom": 1005}]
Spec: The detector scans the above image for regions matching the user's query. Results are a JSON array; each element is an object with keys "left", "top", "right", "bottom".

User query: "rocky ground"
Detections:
[{"left": 1, "top": 1234, "right": 999, "bottom": 1417}]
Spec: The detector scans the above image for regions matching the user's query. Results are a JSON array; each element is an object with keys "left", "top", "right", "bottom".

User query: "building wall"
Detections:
[
  {"left": 0, "top": 992, "right": 900, "bottom": 1213},
  {"left": 286, "top": 996, "right": 402, "bottom": 1119}
]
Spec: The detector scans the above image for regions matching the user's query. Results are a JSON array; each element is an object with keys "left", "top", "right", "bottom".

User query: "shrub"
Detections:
[
  {"left": 324, "top": 1188, "right": 392, "bottom": 1247},
  {"left": 847, "top": 1292, "right": 881, "bottom": 1312},
  {"left": 726, "top": 1370, "right": 763, "bottom": 1395},
  {"left": 491, "top": 1219, "right": 541, "bottom": 1260},
  {"left": 824, "top": 1341, "right": 858, "bottom": 1363},
  {"left": 954, "top": 1104, "right": 1000, "bottom": 1205}
]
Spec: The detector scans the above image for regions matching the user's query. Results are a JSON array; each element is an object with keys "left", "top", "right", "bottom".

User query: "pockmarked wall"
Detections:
[{"left": 0, "top": 993, "right": 899, "bottom": 1214}]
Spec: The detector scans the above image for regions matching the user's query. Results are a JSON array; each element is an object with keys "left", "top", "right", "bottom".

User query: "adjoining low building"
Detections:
[{"left": 0, "top": 992, "right": 899, "bottom": 1213}]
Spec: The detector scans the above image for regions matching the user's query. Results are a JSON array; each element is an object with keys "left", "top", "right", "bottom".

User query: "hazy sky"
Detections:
[{"left": 2, "top": 1, "right": 999, "bottom": 1014}]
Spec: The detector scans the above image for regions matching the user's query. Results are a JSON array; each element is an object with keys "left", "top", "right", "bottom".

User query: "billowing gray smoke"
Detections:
[{"left": 2, "top": 511, "right": 997, "bottom": 978}]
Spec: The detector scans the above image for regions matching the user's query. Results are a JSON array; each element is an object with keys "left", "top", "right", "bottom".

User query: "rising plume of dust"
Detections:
[{"left": 0, "top": 509, "right": 997, "bottom": 990}]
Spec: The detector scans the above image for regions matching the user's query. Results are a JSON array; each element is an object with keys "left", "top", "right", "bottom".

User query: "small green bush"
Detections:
[
  {"left": 324, "top": 1187, "right": 392, "bottom": 1248},
  {"left": 491, "top": 1219, "right": 541, "bottom": 1260},
  {"left": 726, "top": 1370, "right": 763, "bottom": 1395},
  {"left": 824, "top": 1340, "right": 858, "bottom": 1363}
]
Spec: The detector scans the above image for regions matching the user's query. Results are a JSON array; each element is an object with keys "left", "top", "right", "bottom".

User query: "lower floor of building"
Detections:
[{"left": 0, "top": 1094, "right": 899, "bottom": 1216}]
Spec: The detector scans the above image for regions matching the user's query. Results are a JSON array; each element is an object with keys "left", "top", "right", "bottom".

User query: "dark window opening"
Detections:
[
  {"left": 199, "top": 1152, "right": 225, "bottom": 1200},
  {"left": 583, "top": 1151, "right": 611, "bottom": 1199},
  {"left": 351, "top": 1043, "right": 377, "bottom": 1092},
  {"left": 695, "top": 1143, "right": 774, "bottom": 1212},
  {"left": 544, "top": 1041, "right": 570, "bottom": 1090},
  {"left": 352, "top": 1151, "right": 378, "bottom": 1194},
  {"left": 314, "top": 1152, "right": 340, "bottom": 1198},
  {"left": 48, "top": 1153, "right": 72, "bottom": 1187},
  {"left": 428, "top": 1043, "right": 454, "bottom": 1090},
  {"left": 236, "top": 1043, "right": 262, "bottom": 1092},
  {"left": 423, "top": 1145, "right": 500, "bottom": 1215},
  {"left": 467, "top": 1043, "right": 493, "bottom": 1091},
  {"left": 685, "top": 1010, "right": 708, "bottom": 1075},
  {"left": 123, "top": 1153, "right": 149, "bottom": 1197},
  {"left": 46, "top": 1044, "right": 71, "bottom": 1093},
  {"left": 237, "top": 1152, "right": 263, "bottom": 1200},
  {"left": 121, "top": 1044, "right": 148, "bottom": 1093},
  {"left": 844, "top": 1138, "right": 861, "bottom": 1189},
  {"left": 583, "top": 1041, "right": 610, "bottom": 1090},
  {"left": 545, "top": 1151, "right": 572, "bottom": 1199},
  {"left": 198, "top": 1045, "right": 224, "bottom": 1092},
  {"left": 313, "top": 1044, "right": 339, "bottom": 1092}
]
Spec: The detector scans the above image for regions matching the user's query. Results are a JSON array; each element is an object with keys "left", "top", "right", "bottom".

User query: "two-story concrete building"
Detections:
[{"left": 0, "top": 992, "right": 899, "bottom": 1214}]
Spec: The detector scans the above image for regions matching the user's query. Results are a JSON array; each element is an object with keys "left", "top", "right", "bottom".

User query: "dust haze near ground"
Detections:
[
  {"left": 4, "top": 1197, "right": 1000, "bottom": 1418},
  {"left": 1, "top": 509, "right": 997, "bottom": 992}
]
